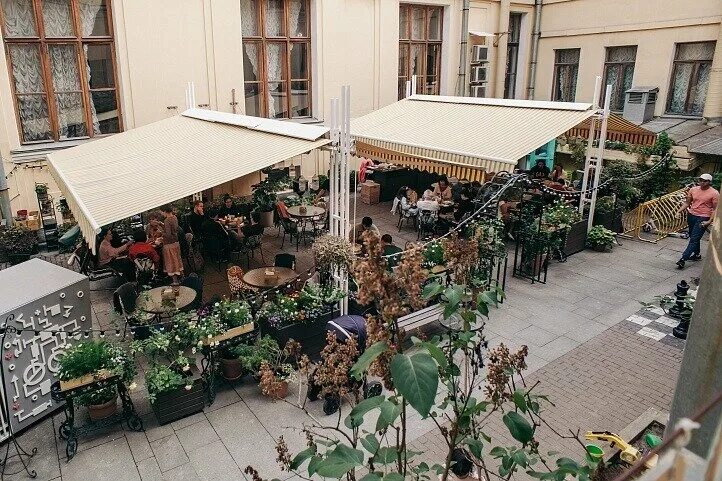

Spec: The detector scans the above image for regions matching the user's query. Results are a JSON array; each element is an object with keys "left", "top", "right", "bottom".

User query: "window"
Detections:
[
  {"left": 241, "top": 0, "right": 311, "bottom": 119},
  {"left": 667, "top": 41, "right": 715, "bottom": 116},
  {"left": 602, "top": 46, "right": 636, "bottom": 111},
  {"left": 398, "top": 4, "right": 442, "bottom": 100},
  {"left": 0, "top": 0, "right": 121, "bottom": 144},
  {"left": 552, "top": 48, "right": 580, "bottom": 102},
  {"left": 503, "top": 12, "right": 522, "bottom": 99}
]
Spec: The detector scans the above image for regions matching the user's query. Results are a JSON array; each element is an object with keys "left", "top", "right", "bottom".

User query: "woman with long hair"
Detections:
[{"left": 160, "top": 204, "right": 184, "bottom": 285}]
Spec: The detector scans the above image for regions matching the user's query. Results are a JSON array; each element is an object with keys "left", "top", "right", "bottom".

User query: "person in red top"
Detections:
[
  {"left": 676, "top": 173, "right": 719, "bottom": 268},
  {"left": 128, "top": 229, "right": 160, "bottom": 268}
]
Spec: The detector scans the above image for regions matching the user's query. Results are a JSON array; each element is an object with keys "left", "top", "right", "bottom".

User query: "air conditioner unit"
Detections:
[
  {"left": 472, "top": 45, "right": 488, "bottom": 63},
  {"left": 470, "top": 85, "right": 486, "bottom": 98},
  {"left": 471, "top": 65, "right": 488, "bottom": 84}
]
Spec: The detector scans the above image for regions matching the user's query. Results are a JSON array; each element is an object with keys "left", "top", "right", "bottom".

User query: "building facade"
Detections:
[{"left": 1, "top": 0, "right": 720, "bottom": 221}]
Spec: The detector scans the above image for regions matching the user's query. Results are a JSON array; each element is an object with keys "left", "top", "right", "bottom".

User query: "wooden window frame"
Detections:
[
  {"left": 666, "top": 41, "right": 715, "bottom": 116},
  {"left": 551, "top": 48, "right": 580, "bottom": 102},
  {"left": 602, "top": 45, "right": 637, "bottom": 112},
  {"left": 241, "top": 0, "right": 312, "bottom": 119},
  {"left": 0, "top": 0, "right": 122, "bottom": 144},
  {"left": 503, "top": 12, "right": 522, "bottom": 99},
  {"left": 398, "top": 3, "right": 443, "bottom": 100}
]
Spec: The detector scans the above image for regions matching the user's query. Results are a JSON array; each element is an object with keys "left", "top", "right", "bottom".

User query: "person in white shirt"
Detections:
[{"left": 416, "top": 190, "right": 440, "bottom": 213}]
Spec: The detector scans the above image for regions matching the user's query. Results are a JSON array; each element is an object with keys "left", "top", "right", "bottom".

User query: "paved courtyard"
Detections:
[{"left": 1, "top": 201, "right": 707, "bottom": 481}]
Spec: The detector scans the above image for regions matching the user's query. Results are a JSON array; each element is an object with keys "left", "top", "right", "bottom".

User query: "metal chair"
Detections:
[
  {"left": 113, "top": 282, "right": 141, "bottom": 339},
  {"left": 274, "top": 253, "right": 296, "bottom": 270},
  {"left": 397, "top": 208, "right": 417, "bottom": 232},
  {"left": 238, "top": 224, "right": 265, "bottom": 266},
  {"left": 279, "top": 217, "right": 299, "bottom": 250},
  {"left": 181, "top": 273, "right": 203, "bottom": 311},
  {"left": 417, "top": 210, "right": 437, "bottom": 240}
]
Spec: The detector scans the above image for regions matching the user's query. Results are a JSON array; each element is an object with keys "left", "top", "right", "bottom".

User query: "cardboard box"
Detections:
[{"left": 360, "top": 181, "right": 380, "bottom": 205}]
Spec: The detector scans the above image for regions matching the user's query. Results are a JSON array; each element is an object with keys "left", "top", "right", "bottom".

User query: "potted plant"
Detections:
[
  {"left": 234, "top": 335, "right": 280, "bottom": 381},
  {"left": 258, "top": 340, "right": 299, "bottom": 400},
  {"left": 214, "top": 299, "right": 253, "bottom": 380},
  {"left": 311, "top": 234, "right": 355, "bottom": 286},
  {"left": 542, "top": 200, "right": 585, "bottom": 256},
  {"left": 57, "top": 341, "right": 136, "bottom": 421},
  {"left": 586, "top": 225, "right": 616, "bottom": 252},
  {"left": 132, "top": 312, "right": 224, "bottom": 424},
  {"left": 252, "top": 179, "right": 279, "bottom": 228},
  {"left": 35, "top": 184, "right": 48, "bottom": 196},
  {"left": 0, "top": 225, "right": 39, "bottom": 265}
]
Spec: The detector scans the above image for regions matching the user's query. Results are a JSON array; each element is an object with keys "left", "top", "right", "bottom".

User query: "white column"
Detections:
[
  {"left": 587, "top": 86, "right": 612, "bottom": 231},
  {"left": 579, "top": 76, "right": 601, "bottom": 212}
]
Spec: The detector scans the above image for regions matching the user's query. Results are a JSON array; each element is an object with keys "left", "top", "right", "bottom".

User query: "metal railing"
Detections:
[{"left": 620, "top": 186, "right": 690, "bottom": 243}]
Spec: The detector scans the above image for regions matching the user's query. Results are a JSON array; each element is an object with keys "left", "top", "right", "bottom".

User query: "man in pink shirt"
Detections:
[{"left": 676, "top": 173, "right": 719, "bottom": 268}]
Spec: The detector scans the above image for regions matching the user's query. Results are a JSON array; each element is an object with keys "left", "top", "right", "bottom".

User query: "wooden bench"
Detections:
[{"left": 397, "top": 303, "right": 444, "bottom": 333}]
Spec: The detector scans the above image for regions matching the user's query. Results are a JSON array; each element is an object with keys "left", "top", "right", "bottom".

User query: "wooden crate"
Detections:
[
  {"left": 202, "top": 323, "right": 255, "bottom": 346},
  {"left": 60, "top": 369, "right": 115, "bottom": 392},
  {"left": 360, "top": 182, "right": 380, "bottom": 205},
  {"left": 152, "top": 377, "right": 205, "bottom": 425}
]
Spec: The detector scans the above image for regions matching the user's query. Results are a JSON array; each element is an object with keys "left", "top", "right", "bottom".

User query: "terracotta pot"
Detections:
[
  {"left": 220, "top": 357, "right": 244, "bottom": 381},
  {"left": 265, "top": 380, "right": 289, "bottom": 400},
  {"left": 88, "top": 396, "right": 118, "bottom": 421}
]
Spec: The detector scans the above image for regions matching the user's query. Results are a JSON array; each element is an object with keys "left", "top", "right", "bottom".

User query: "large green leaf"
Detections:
[
  {"left": 389, "top": 352, "right": 439, "bottom": 418},
  {"left": 360, "top": 434, "right": 380, "bottom": 454},
  {"left": 307, "top": 456, "right": 322, "bottom": 476},
  {"left": 290, "top": 446, "right": 316, "bottom": 470},
  {"left": 503, "top": 411, "right": 534, "bottom": 444},
  {"left": 345, "top": 395, "right": 385, "bottom": 429},
  {"left": 462, "top": 437, "right": 483, "bottom": 458},
  {"left": 314, "top": 444, "right": 364, "bottom": 478},
  {"left": 359, "top": 474, "right": 382, "bottom": 481},
  {"left": 350, "top": 341, "right": 388, "bottom": 381},
  {"left": 513, "top": 390, "right": 528, "bottom": 413},
  {"left": 419, "top": 342, "right": 448, "bottom": 370},
  {"left": 373, "top": 447, "right": 398, "bottom": 465},
  {"left": 376, "top": 399, "right": 402, "bottom": 432},
  {"left": 384, "top": 473, "right": 404, "bottom": 481}
]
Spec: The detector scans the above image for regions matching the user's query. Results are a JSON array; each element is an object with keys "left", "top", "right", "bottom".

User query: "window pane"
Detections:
[
  {"left": 42, "top": 0, "right": 73, "bottom": 37},
  {"left": 669, "top": 63, "right": 692, "bottom": 114},
  {"left": 426, "top": 44, "right": 438, "bottom": 77},
  {"left": 508, "top": 13, "right": 521, "bottom": 43},
  {"left": 78, "top": 0, "right": 109, "bottom": 36},
  {"left": 410, "top": 44, "right": 423, "bottom": 76},
  {"left": 424, "top": 75, "right": 437, "bottom": 94},
  {"left": 266, "top": 43, "right": 286, "bottom": 80},
  {"left": 399, "top": 5, "right": 408, "bottom": 40},
  {"left": 398, "top": 78, "right": 407, "bottom": 100},
  {"left": 398, "top": 44, "right": 408, "bottom": 76},
  {"left": 288, "top": 0, "right": 307, "bottom": 37},
  {"left": 8, "top": 43, "right": 44, "bottom": 93},
  {"left": 555, "top": 65, "right": 578, "bottom": 102},
  {"left": 245, "top": 83, "right": 262, "bottom": 116},
  {"left": 414, "top": 75, "right": 424, "bottom": 94},
  {"left": 556, "top": 48, "right": 579, "bottom": 64},
  {"left": 48, "top": 44, "right": 81, "bottom": 91},
  {"left": 240, "top": 0, "right": 258, "bottom": 37},
  {"left": 1, "top": 0, "right": 37, "bottom": 37},
  {"left": 676, "top": 42, "right": 715, "bottom": 61},
  {"left": 55, "top": 92, "right": 87, "bottom": 138},
  {"left": 84, "top": 44, "right": 114, "bottom": 88},
  {"left": 289, "top": 42, "right": 308, "bottom": 79},
  {"left": 604, "top": 65, "right": 620, "bottom": 110},
  {"left": 265, "top": 0, "right": 284, "bottom": 37},
  {"left": 690, "top": 63, "right": 711, "bottom": 116},
  {"left": 607, "top": 46, "right": 636, "bottom": 63},
  {"left": 290, "top": 80, "right": 309, "bottom": 117},
  {"left": 428, "top": 8, "right": 441, "bottom": 40},
  {"left": 411, "top": 7, "right": 424, "bottom": 40},
  {"left": 267, "top": 81, "right": 287, "bottom": 118},
  {"left": 90, "top": 90, "right": 119, "bottom": 134},
  {"left": 17, "top": 95, "right": 52, "bottom": 141},
  {"left": 243, "top": 42, "right": 261, "bottom": 82}
]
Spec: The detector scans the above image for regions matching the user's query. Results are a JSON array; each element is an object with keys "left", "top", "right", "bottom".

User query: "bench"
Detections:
[{"left": 397, "top": 303, "right": 444, "bottom": 333}]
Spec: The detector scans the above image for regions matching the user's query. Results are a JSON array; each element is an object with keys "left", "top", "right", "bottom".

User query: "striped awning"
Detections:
[
  {"left": 565, "top": 113, "right": 657, "bottom": 146},
  {"left": 351, "top": 95, "right": 597, "bottom": 171},
  {"left": 48, "top": 110, "right": 329, "bottom": 252}
]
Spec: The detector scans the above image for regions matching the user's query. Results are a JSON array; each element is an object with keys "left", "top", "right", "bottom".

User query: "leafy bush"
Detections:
[
  {"left": 231, "top": 336, "right": 280, "bottom": 375},
  {"left": 144, "top": 365, "right": 188, "bottom": 404},
  {"left": 541, "top": 200, "right": 582, "bottom": 231},
  {"left": 0, "top": 225, "right": 38, "bottom": 255},
  {"left": 586, "top": 225, "right": 616, "bottom": 250},
  {"left": 217, "top": 299, "right": 251, "bottom": 328},
  {"left": 423, "top": 242, "right": 445, "bottom": 267}
]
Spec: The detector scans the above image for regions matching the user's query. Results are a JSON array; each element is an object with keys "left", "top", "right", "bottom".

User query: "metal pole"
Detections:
[
  {"left": 0, "top": 156, "right": 12, "bottom": 227},
  {"left": 587, "top": 86, "right": 611, "bottom": 231},
  {"left": 579, "top": 76, "right": 602, "bottom": 212},
  {"left": 457, "top": 0, "right": 470, "bottom": 96},
  {"left": 405, "top": 80, "right": 412, "bottom": 98},
  {"left": 526, "top": 0, "right": 542, "bottom": 100}
]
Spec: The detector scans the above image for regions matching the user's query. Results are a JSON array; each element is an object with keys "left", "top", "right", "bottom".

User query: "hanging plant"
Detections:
[
  {"left": 312, "top": 234, "right": 354, "bottom": 273},
  {"left": 541, "top": 200, "right": 582, "bottom": 232}
]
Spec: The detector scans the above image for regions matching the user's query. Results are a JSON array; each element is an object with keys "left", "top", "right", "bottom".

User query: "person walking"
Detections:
[
  {"left": 676, "top": 173, "right": 719, "bottom": 269},
  {"left": 160, "top": 204, "right": 185, "bottom": 284}
]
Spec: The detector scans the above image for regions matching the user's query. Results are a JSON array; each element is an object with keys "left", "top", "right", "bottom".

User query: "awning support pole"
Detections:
[
  {"left": 579, "top": 76, "right": 601, "bottom": 213},
  {"left": 587, "top": 86, "right": 611, "bottom": 231}
]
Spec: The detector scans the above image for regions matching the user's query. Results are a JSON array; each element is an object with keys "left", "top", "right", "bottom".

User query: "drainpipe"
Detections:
[
  {"left": 0, "top": 155, "right": 11, "bottom": 227},
  {"left": 702, "top": 21, "right": 722, "bottom": 126},
  {"left": 526, "top": 0, "right": 542, "bottom": 100},
  {"left": 494, "top": 0, "right": 511, "bottom": 98},
  {"left": 457, "top": 0, "right": 470, "bottom": 96}
]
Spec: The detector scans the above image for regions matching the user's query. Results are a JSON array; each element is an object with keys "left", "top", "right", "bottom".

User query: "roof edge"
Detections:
[{"left": 408, "top": 94, "right": 594, "bottom": 112}]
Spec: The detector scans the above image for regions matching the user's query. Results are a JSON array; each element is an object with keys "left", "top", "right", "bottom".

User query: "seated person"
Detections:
[
  {"left": 469, "top": 181, "right": 482, "bottom": 199},
  {"left": 218, "top": 195, "right": 241, "bottom": 218},
  {"left": 146, "top": 211, "right": 164, "bottom": 244},
  {"left": 188, "top": 200, "right": 208, "bottom": 235},
  {"left": 551, "top": 164, "right": 566, "bottom": 182},
  {"left": 98, "top": 228, "right": 135, "bottom": 279},
  {"left": 401, "top": 189, "right": 418, "bottom": 216},
  {"left": 313, "top": 179, "right": 330, "bottom": 206},
  {"left": 451, "top": 179, "right": 467, "bottom": 202},
  {"left": 201, "top": 209, "right": 233, "bottom": 259},
  {"left": 416, "top": 190, "right": 440, "bottom": 213},
  {"left": 548, "top": 178, "right": 569, "bottom": 192},
  {"left": 391, "top": 186, "right": 409, "bottom": 215},
  {"left": 433, "top": 176, "right": 453, "bottom": 202},
  {"left": 380, "top": 234, "right": 403, "bottom": 269},
  {"left": 128, "top": 228, "right": 160, "bottom": 268},
  {"left": 454, "top": 188, "right": 475, "bottom": 222},
  {"left": 527, "top": 159, "right": 551, "bottom": 180},
  {"left": 349, "top": 216, "right": 380, "bottom": 244}
]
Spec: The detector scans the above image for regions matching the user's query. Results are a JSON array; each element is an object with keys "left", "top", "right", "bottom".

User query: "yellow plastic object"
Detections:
[
  {"left": 584, "top": 431, "right": 641, "bottom": 465},
  {"left": 620, "top": 186, "right": 690, "bottom": 243}
]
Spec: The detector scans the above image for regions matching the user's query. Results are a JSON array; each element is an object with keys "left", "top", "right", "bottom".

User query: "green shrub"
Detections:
[
  {"left": 145, "top": 365, "right": 188, "bottom": 404},
  {"left": 586, "top": 225, "right": 616, "bottom": 251}
]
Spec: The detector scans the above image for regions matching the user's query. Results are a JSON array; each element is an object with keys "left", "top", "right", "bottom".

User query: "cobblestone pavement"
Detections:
[{"left": 1, "top": 200, "right": 708, "bottom": 481}]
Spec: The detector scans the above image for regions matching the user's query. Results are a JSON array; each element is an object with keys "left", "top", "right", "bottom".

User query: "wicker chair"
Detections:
[{"left": 227, "top": 265, "right": 257, "bottom": 299}]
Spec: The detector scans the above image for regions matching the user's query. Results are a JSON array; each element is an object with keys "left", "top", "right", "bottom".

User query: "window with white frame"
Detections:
[{"left": 241, "top": 0, "right": 311, "bottom": 119}]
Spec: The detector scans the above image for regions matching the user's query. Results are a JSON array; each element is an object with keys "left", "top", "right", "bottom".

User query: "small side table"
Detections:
[{"left": 199, "top": 323, "right": 256, "bottom": 405}]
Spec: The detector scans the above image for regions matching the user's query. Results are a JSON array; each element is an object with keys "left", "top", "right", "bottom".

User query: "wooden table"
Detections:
[
  {"left": 136, "top": 286, "right": 196, "bottom": 315},
  {"left": 242, "top": 267, "right": 297, "bottom": 289},
  {"left": 287, "top": 205, "right": 325, "bottom": 247}
]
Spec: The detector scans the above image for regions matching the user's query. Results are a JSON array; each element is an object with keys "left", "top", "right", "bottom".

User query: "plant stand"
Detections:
[
  {"left": 51, "top": 374, "right": 143, "bottom": 461},
  {"left": 200, "top": 323, "right": 256, "bottom": 405},
  {"left": 263, "top": 309, "right": 338, "bottom": 361}
]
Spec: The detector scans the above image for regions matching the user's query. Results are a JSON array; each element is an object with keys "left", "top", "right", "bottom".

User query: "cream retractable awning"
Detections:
[
  {"left": 48, "top": 110, "right": 329, "bottom": 251},
  {"left": 351, "top": 95, "right": 597, "bottom": 173}
]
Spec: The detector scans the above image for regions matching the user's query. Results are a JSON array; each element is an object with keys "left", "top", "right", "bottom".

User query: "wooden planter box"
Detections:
[
  {"left": 593, "top": 209, "right": 623, "bottom": 233},
  {"left": 263, "top": 309, "right": 338, "bottom": 359},
  {"left": 60, "top": 369, "right": 116, "bottom": 392},
  {"left": 152, "top": 377, "right": 205, "bottom": 425},
  {"left": 202, "top": 323, "right": 255, "bottom": 346},
  {"left": 563, "top": 220, "right": 588, "bottom": 256}
]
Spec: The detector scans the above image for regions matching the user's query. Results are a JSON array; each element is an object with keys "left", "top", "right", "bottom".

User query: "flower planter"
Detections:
[
  {"left": 7, "top": 253, "right": 32, "bottom": 265},
  {"left": 563, "top": 220, "right": 588, "bottom": 256},
  {"left": 151, "top": 377, "right": 205, "bottom": 425},
  {"left": 263, "top": 309, "right": 337, "bottom": 359},
  {"left": 593, "top": 209, "right": 623, "bottom": 233},
  {"left": 263, "top": 380, "right": 289, "bottom": 400},
  {"left": 88, "top": 397, "right": 118, "bottom": 421},
  {"left": 60, "top": 369, "right": 115, "bottom": 392},
  {"left": 219, "top": 358, "right": 244, "bottom": 381}
]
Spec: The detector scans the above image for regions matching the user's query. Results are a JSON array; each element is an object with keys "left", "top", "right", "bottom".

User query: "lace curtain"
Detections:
[
  {"left": 8, "top": 44, "right": 51, "bottom": 141},
  {"left": 1, "top": 0, "right": 37, "bottom": 37}
]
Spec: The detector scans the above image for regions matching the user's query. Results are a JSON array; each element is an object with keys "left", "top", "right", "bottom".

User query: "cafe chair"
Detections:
[
  {"left": 227, "top": 265, "right": 257, "bottom": 299},
  {"left": 113, "top": 282, "right": 145, "bottom": 340},
  {"left": 134, "top": 257, "right": 158, "bottom": 287},
  {"left": 417, "top": 209, "right": 437, "bottom": 240},
  {"left": 181, "top": 273, "right": 203, "bottom": 311},
  {"left": 279, "top": 217, "right": 299, "bottom": 251},
  {"left": 203, "top": 229, "right": 230, "bottom": 272},
  {"left": 238, "top": 224, "right": 265, "bottom": 267},
  {"left": 397, "top": 208, "right": 417, "bottom": 232},
  {"left": 274, "top": 253, "right": 296, "bottom": 270}
]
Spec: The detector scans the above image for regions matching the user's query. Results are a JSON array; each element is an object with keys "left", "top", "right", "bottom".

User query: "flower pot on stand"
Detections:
[
  {"left": 220, "top": 357, "right": 243, "bottom": 381},
  {"left": 88, "top": 397, "right": 118, "bottom": 421},
  {"left": 259, "top": 210, "right": 274, "bottom": 228},
  {"left": 264, "top": 380, "right": 289, "bottom": 400}
]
